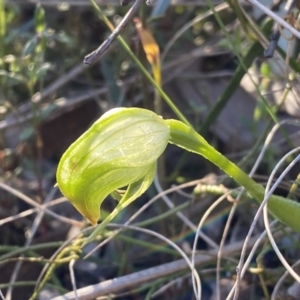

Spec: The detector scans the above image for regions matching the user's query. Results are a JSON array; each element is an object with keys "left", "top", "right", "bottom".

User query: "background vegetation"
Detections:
[{"left": 1, "top": 0, "right": 300, "bottom": 299}]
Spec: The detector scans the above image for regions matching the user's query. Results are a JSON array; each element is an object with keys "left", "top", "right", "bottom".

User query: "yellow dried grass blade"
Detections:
[{"left": 134, "top": 17, "right": 161, "bottom": 86}]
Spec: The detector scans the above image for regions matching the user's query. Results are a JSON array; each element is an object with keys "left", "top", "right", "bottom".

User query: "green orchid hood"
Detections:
[{"left": 56, "top": 107, "right": 170, "bottom": 225}]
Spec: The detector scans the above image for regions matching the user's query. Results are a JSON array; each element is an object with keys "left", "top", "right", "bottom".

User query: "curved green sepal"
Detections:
[
  {"left": 84, "top": 163, "right": 156, "bottom": 245},
  {"left": 57, "top": 108, "right": 169, "bottom": 225}
]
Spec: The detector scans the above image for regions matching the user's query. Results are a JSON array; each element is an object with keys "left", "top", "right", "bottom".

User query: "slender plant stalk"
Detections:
[
  {"left": 168, "top": 119, "right": 300, "bottom": 234},
  {"left": 29, "top": 246, "right": 80, "bottom": 300}
]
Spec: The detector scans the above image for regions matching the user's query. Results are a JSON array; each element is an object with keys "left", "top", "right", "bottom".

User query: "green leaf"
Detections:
[
  {"left": 23, "top": 37, "right": 38, "bottom": 57},
  {"left": 35, "top": 4, "right": 45, "bottom": 34},
  {"left": 56, "top": 107, "right": 169, "bottom": 226},
  {"left": 35, "top": 62, "right": 52, "bottom": 79}
]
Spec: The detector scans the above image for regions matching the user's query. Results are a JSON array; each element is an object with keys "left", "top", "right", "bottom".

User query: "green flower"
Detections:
[
  {"left": 56, "top": 107, "right": 170, "bottom": 225},
  {"left": 57, "top": 107, "right": 300, "bottom": 243}
]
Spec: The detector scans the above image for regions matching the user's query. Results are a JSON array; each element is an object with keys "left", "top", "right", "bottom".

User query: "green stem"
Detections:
[
  {"left": 29, "top": 246, "right": 80, "bottom": 300},
  {"left": 167, "top": 119, "right": 300, "bottom": 234}
]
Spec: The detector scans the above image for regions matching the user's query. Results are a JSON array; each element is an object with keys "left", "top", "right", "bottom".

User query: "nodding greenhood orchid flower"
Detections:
[
  {"left": 56, "top": 107, "right": 170, "bottom": 226},
  {"left": 57, "top": 107, "right": 300, "bottom": 243}
]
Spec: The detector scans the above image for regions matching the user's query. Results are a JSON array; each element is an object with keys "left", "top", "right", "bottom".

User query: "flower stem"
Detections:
[{"left": 167, "top": 119, "right": 300, "bottom": 234}]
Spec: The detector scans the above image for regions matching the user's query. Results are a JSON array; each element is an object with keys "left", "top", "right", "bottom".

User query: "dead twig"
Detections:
[{"left": 84, "top": 0, "right": 144, "bottom": 64}]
